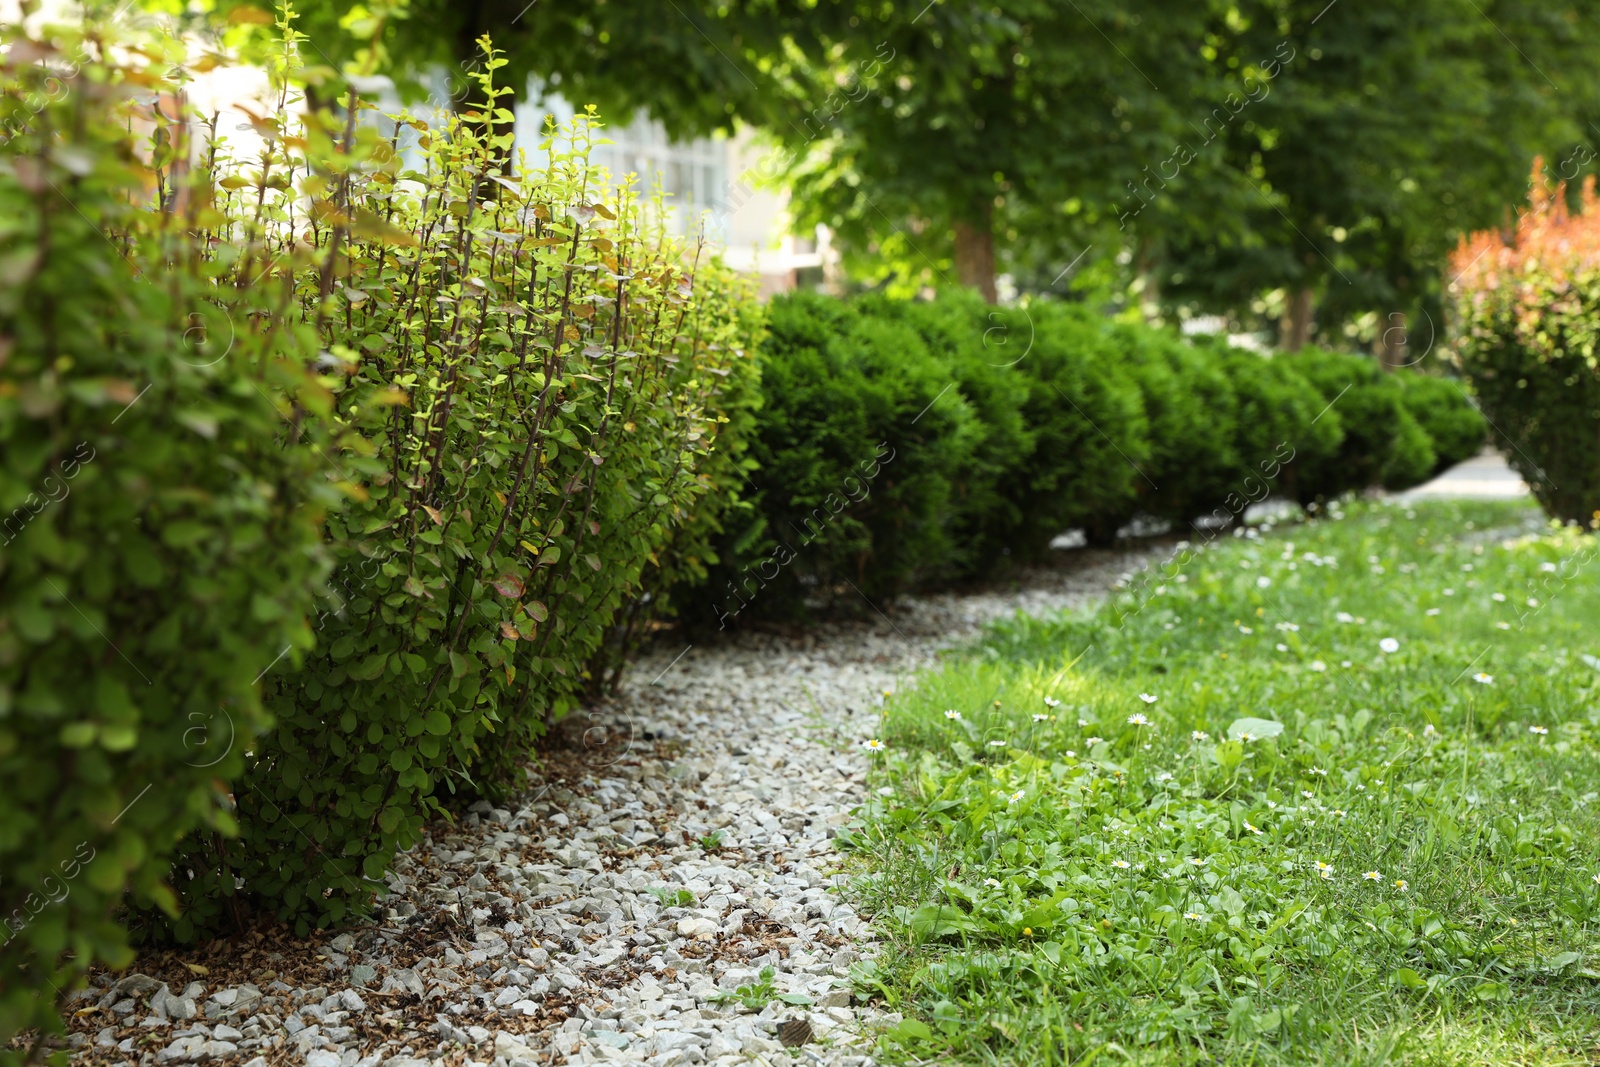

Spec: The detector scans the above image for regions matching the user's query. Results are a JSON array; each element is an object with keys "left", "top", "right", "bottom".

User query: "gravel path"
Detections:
[{"left": 65, "top": 546, "right": 1161, "bottom": 1067}]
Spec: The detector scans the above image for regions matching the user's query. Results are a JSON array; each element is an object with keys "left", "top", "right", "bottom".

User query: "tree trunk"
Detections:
[
  {"left": 1377, "top": 311, "right": 1406, "bottom": 371},
  {"left": 1135, "top": 237, "right": 1162, "bottom": 322},
  {"left": 954, "top": 212, "right": 997, "bottom": 304},
  {"left": 1280, "top": 287, "right": 1315, "bottom": 350}
]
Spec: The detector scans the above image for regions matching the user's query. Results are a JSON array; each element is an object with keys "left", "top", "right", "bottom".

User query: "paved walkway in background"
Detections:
[{"left": 1401, "top": 449, "right": 1531, "bottom": 499}]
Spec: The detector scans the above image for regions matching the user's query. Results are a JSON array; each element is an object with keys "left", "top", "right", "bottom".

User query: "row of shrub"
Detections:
[
  {"left": 1450, "top": 166, "right": 1600, "bottom": 527},
  {"left": 0, "top": 12, "right": 1487, "bottom": 1057},
  {"left": 0, "top": 15, "right": 761, "bottom": 1054},
  {"left": 684, "top": 293, "right": 1486, "bottom": 625}
]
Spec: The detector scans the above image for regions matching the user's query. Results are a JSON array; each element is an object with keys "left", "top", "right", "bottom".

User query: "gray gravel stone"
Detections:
[{"left": 86, "top": 546, "right": 1149, "bottom": 1067}]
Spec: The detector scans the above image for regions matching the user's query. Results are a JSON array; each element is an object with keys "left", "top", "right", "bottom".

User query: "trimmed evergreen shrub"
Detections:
[
  {"left": 1395, "top": 374, "right": 1485, "bottom": 474},
  {"left": 1281, "top": 348, "right": 1402, "bottom": 504},
  {"left": 1451, "top": 169, "right": 1600, "bottom": 524},
  {"left": 892, "top": 293, "right": 1035, "bottom": 578},
  {"left": 1103, "top": 323, "right": 1240, "bottom": 531},
  {"left": 697, "top": 291, "right": 977, "bottom": 623},
  {"left": 1007, "top": 304, "right": 1150, "bottom": 553},
  {"left": 1381, "top": 406, "right": 1439, "bottom": 490},
  {"left": 1201, "top": 343, "right": 1344, "bottom": 513},
  {"left": 0, "top": 18, "right": 333, "bottom": 1051}
]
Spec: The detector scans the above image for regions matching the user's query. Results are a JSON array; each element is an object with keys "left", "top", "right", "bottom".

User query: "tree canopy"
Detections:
[{"left": 195, "top": 0, "right": 1600, "bottom": 336}]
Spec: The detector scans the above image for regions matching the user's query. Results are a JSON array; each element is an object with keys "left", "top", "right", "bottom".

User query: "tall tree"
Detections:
[{"left": 1156, "top": 0, "right": 1600, "bottom": 348}]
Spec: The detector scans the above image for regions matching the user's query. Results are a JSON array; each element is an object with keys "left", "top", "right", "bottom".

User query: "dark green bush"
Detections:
[
  {"left": 1103, "top": 323, "right": 1240, "bottom": 531},
  {"left": 1006, "top": 303, "right": 1149, "bottom": 553},
  {"left": 702, "top": 296, "right": 1489, "bottom": 623},
  {"left": 889, "top": 293, "right": 1034, "bottom": 578},
  {"left": 165, "top": 56, "right": 763, "bottom": 936},
  {"left": 1281, "top": 348, "right": 1401, "bottom": 504},
  {"left": 1200, "top": 343, "right": 1343, "bottom": 514},
  {"left": 1395, "top": 374, "right": 1485, "bottom": 474},
  {"left": 698, "top": 291, "right": 977, "bottom": 622},
  {"left": 0, "top": 20, "right": 332, "bottom": 1052},
  {"left": 1381, "top": 406, "right": 1439, "bottom": 490},
  {"left": 1450, "top": 175, "right": 1600, "bottom": 524}
]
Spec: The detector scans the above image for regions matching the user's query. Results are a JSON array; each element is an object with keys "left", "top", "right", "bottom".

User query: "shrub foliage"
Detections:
[
  {"left": 0, "top": 18, "right": 335, "bottom": 1052},
  {"left": 164, "top": 42, "right": 761, "bottom": 935},
  {"left": 1450, "top": 167, "right": 1600, "bottom": 525},
  {"left": 708, "top": 296, "right": 1473, "bottom": 621}
]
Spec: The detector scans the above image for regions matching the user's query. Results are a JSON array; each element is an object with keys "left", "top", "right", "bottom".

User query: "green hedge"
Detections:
[
  {"left": 699, "top": 296, "right": 1478, "bottom": 622},
  {"left": 162, "top": 64, "right": 762, "bottom": 936},
  {"left": 1396, "top": 375, "right": 1486, "bottom": 474},
  {"left": 0, "top": 21, "right": 334, "bottom": 1053}
]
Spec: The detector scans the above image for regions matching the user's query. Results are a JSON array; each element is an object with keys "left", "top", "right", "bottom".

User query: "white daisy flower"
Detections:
[
  {"left": 1379, "top": 638, "right": 1400, "bottom": 654},
  {"left": 1473, "top": 672, "right": 1493, "bottom": 685}
]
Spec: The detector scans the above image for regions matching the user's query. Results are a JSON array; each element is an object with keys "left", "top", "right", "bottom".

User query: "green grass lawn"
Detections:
[{"left": 847, "top": 499, "right": 1600, "bottom": 1065}]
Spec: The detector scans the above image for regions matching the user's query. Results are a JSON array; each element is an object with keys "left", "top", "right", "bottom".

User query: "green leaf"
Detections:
[
  {"left": 1227, "top": 717, "right": 1284, "bottom": 741},
  {"left": 60, "top": 722, "right": 97, "bottom": 747},
  {"left": 348, "top": 654, "right": 388, "bottom": 681},
  {"left": 1394, "top": 968, "right": 1427, "bottom": 989}
]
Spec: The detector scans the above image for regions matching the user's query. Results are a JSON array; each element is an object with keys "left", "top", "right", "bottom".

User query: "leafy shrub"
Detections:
[
  {"left": 1199, "top": 342, "right": 1343, "bottom": 514},
  {"left": 1282, "top": 348, "right": 1404, "bottom": 504},
  {"left": 1450, "top": 169, "right": 1600, "bottom": 524},
  {"left": 697, "top": 291, "right": 977, "bottom": 623},
  {"left": 1380, "top": 406, "right": 1438, "bottom": 490},
  {"left": 584, "top": 282, "right": 765, "bottom": 694},
  {"left": 1102, "top": 323, "right": 1240, "bottom": 531},
  {"left": 1395, "top": 374, "right": 1485, "bottom": 474},
  {"left": 0, "top": 18, "right": 332, "bottom": 1051},
  {"left": 166, "top": 46, "right": 762, "bottom": 935}
]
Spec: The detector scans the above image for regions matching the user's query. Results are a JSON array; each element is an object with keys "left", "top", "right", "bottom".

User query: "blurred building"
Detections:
[{"left": 518, "top": 90, "right": 831, "bottom": 297}]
